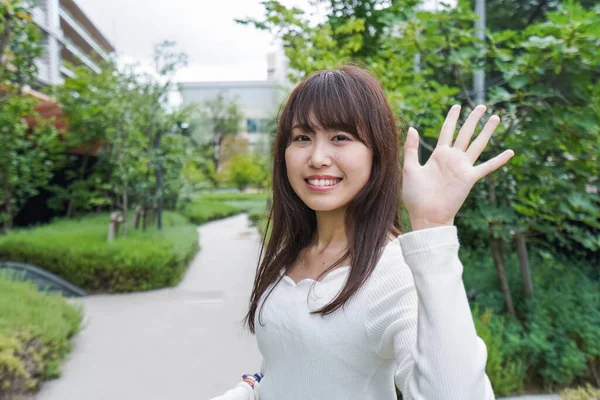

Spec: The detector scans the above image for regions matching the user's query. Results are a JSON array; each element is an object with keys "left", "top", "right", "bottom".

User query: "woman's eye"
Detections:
[
  {"left": 294, "top": 135, "right": 310, "bottom": 142},
  {"left": 333, "top": 135, "right": 350, "bottom": 142}
]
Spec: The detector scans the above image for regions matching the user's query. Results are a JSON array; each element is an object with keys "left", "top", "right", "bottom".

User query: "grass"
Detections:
[{"left": 0, "top": 272, "right": 83, "bottom": 395}]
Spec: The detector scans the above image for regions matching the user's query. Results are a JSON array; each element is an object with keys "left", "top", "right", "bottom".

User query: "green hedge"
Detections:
[
  {"left": 0, "top": 212, "right": 199, "bottom": 293},
  {"left": 0, "top": 273, "right": 82, "bottom": 397},
  {"left": 181, "top": 200, "right": 242, "bottom": 225},
  {"left": 198, "top": 192, "right": 269, "bottom": 202}
]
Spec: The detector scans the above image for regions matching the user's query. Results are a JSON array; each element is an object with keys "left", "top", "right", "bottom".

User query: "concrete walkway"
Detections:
[{"left": 37, "top": 214, "right": 263, "bottom": 400}]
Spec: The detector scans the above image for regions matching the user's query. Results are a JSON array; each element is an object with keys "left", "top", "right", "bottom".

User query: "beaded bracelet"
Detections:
[{"left": 241, "top": 373, "right": 264, "bottom": 390}]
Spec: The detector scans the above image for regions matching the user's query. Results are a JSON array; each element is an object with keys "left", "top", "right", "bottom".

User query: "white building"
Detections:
[
  {"left": 32, "top": 0, "right": 115, "bottom": 86},
  {"left": 178, "top": 49, "right": 290, "bottom": 154}
]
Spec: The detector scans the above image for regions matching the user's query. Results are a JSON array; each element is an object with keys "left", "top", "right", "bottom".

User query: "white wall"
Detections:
[{"left": 180, "top": 81, "right": 281, "bottom": 120}]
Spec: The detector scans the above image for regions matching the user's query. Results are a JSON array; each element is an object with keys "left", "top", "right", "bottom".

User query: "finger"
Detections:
[
  {"left": 437, "top": 105, "right": 461, "bottom": 148},
  {"left": 404, "top": 127, "right": 421, "bottom": 167},
  {"left": 473, "top": 150, "right": 515, "bottom": 180},
  {"left": 454, "top": 104, "right": 487, "bottom": 152},
  {"left": 466, "top": 115, "right": 501, "bottom": 164}
]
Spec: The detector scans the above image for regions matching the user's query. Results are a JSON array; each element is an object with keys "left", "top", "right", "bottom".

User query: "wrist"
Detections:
[{"left": 410, "top": 218, "right": 454, "bottom": 231}]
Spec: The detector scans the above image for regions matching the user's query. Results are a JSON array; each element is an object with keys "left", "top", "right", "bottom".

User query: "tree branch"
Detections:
[{"left": 527, "top": 0, "right": 550, "bottom": 25}]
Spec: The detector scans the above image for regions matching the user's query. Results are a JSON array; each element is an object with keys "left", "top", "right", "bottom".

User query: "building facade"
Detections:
[
  {"left": 32, "top": 0, "right": 115, "bottom": 86},
  {"left": 178, "top": 48, "right": 290, "bottom": 155}
]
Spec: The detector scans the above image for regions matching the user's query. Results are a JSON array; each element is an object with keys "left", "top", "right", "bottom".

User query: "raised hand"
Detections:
[{"left": 401, "top": 104, "right": 515, "bottom": 231}]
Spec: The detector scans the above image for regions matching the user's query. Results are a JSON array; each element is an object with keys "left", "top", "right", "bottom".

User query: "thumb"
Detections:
[{"left": 404, "top": 127, "right": 420, "bottom": 166}]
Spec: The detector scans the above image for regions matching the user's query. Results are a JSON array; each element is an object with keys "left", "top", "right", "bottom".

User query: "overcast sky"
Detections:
[{"left": 75, "top": 0, "right": 324, "bottom": 83}]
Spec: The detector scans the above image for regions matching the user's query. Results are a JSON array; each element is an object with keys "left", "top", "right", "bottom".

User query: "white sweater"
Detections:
[{"left": 210, "top": 225, "right": 495, "bottom": 400}]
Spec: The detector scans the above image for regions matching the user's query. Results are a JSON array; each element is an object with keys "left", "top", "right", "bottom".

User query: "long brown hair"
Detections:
[{"left": 242, "top": 64, "right": 407, "bottom": 334}]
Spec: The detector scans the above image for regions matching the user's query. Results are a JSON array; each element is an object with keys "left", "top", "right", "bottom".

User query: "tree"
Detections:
[
  {"left": 225, "top": 154, "right": 269, "bottom": 191},
  {"left": 239, "top": 0, "right": 600, "bottom": 318},
  {"left": 191, "top": 92, "right": 244, "bottom": 178},
  {"left": 54, "top": 42, "right": 190, "bottom": 235},
  {"left": 0, "top": 0, "right": 63, "bottom": 232}
]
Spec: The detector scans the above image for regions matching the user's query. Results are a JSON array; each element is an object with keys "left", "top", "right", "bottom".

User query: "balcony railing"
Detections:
[
  {"left": 59, "top": 7, "right": 110, "bottom": 61},
  {"left": 62, "top": 37, "right": 101, "bottom": 74}
]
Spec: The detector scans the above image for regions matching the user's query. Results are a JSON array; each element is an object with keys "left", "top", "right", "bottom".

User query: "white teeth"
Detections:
[{"left": 307, "top": 179, "right": 341, "bottom": 186}]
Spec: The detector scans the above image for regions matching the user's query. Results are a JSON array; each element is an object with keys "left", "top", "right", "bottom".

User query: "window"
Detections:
[
  {"left": 247, "top": 118, "right": 273, "bottom": 134},
  {"left": 247, "top": 118, "right": 258, "bottom": 133}
]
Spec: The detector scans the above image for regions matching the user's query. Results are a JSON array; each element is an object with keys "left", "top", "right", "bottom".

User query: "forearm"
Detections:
[{"left": 398, "top": 226, "right": 494, "bottom": 400}]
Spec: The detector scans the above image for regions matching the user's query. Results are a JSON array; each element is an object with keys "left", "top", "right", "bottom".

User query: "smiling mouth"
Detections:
[{"left": 304, "top": 178, "right": 343, "bottom": 187}]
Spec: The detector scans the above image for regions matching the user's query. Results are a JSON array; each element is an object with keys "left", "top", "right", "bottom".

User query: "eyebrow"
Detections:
[{"left": 291, "top": 123, "right": 315, "bottom": 133}]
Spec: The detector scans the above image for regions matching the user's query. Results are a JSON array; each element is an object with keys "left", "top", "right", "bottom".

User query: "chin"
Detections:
[{"left": 302, "top": 198, "right": 349, "bottom": 213}]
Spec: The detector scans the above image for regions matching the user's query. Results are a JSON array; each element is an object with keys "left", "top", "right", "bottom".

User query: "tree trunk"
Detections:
[
  {"left": 490, "top": 236, "right": 516, "bottom": 317},
  {"left": 0, "top": 19, "right": 12, "bottom": 67},
  {"left": 515, "top": 231, "right": 534, "bottom": 298},
  {"left": 122, "top": 191, "right": 128, "bottom": 237},
  {"left": 66, "top": 155, "right": 90, "bottom": 218},
  {"left": 1, "top": 167, "right": 13, "bottom": 234},
  {"left": 142, "top": 207, "right": 148, "bottom": 231},
  {"left": 133, "top": 206, "right": 142, "bottom": 229},
  {"left": 487, "top": 174, "right": 517, "bottom": 318},
  {"left": 212, "top": 133, "right": 223, "bottom": 172},
  {"left": 2, "top": 193, "right": 13, "bottom": 234}
]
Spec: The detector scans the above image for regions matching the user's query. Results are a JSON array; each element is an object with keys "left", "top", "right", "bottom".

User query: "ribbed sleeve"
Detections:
[{"left": 366, "top": 225, "right": 495, "bottom": 400}]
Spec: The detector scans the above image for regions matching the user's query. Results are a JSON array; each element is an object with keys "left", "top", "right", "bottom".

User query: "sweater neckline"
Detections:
[{"left": 281, "top": 265, "right": 350, "bottom": 287}]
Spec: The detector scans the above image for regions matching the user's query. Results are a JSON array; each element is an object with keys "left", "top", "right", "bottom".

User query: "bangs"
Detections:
[{"left": 281, "top": 70, "right": 372, "bottom": 146}]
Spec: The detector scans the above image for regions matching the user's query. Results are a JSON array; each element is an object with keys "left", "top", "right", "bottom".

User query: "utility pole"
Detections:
[{"left": 473, "top": 0, "right": 486, "bottom": 104}]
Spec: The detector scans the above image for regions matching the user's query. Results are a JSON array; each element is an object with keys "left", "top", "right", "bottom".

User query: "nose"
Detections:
[{"left": 308, "top": 140, "right": 332, "bottom": 168}]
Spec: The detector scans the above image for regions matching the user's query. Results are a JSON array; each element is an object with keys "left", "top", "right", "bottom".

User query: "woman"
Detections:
[{"left": 210, "top": 65, "right": 513, "bottom": 400}]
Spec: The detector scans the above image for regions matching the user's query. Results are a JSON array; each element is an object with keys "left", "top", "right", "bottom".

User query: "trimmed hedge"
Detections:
[
  {"left": 181, "top": 200, "right": 242, "bottom": 225},
  {"left": 0, "top": 212, "right": 199, "bottom": 293},
  {"left": 0, "top": 273, "right": 82, "bottom": 397},
  {"left": 197, "top": 192, "right": 269, "bottom": 202}
]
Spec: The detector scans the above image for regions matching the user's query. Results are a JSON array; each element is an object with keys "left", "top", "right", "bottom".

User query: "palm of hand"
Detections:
[{"left": 401, "top": 105, "right": 515, "bottom": 229}]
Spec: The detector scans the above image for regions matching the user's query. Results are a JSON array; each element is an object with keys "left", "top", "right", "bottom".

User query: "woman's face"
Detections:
[{"left": 285, "top": 123, "right": 373, "bottom": 213}]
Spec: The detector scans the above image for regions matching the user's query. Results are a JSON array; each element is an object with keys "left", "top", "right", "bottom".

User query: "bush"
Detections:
[
  {"left": 248, "top": 212, "right": 270, "bottom": 237},
  {"left": 198, "top": 192, "right": 270, "bottom": 202},
  {"left": 517, "top": 256, "right": 600, "bottom": 389},
  {"left": 464, "top": 247, "right": 600, "bottom": 393},
  {"left": 473, "top": 304, "right": 525, "bottom": 396},
  {"left": 0, "top": 212, "right": 199, "bottom": 293},
  {"left": 0, "top": 273, "right": 82, "bottom": 397},
  {"left": 181, "top": 200, "right": 242, "bottom": 225},
  {"left": 199, "top": 191, "right": 270, "bottom": 217},
  {"left": 222, "top": 154, "right": 269, "bottom": 191},
  {"left": 560, "top": 384, "right": 600, "bottom": 400}
]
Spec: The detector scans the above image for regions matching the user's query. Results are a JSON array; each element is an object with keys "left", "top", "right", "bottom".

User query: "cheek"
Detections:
[
  {"left": 284, "top": 149, "right": 300, "bottom": 179},
  {"left": 338, "top": 148, "right": 372, "bottom": 181}
]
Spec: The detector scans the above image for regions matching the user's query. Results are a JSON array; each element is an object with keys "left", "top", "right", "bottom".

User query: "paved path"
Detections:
[{"left": 37, "top": 214, "right": 263, "bottom": 400}]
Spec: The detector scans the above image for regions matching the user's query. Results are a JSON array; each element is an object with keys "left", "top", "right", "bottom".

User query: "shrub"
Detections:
[
  {"left": 465, "top": 247, "right": 600, "bottom": 392},
  {"left": 560, "top": 384, "right": 600, "bottom": 400},
  {"left": 0, "top": 212, "right": 199, "bottom": 293},
  {"left": 222, "top": 154, "right": 269, "bottom": 191},
  {"left": 181, "top": 200, "right": 241, "bottom": 225},
  {"left": 0, "top": 273, "right": 82, "bottom": 397},
  {"left": 198, "top": 192, "right": 270, "bottom": 202},
  {"left": 472, "top": 304, "right": 525, "bottom": 396}
]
